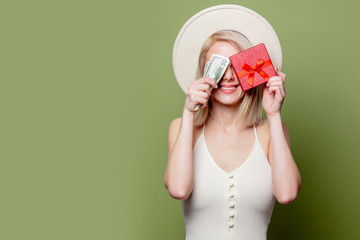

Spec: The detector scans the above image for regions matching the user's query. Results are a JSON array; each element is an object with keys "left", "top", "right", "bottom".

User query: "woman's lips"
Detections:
[{"left": 218, "top": 85, "right": 240, "bottom": 93}]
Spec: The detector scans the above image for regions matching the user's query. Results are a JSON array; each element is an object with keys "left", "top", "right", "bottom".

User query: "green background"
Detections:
[{"left": 1, "top": 0, "right": 359, "bottom": 239}]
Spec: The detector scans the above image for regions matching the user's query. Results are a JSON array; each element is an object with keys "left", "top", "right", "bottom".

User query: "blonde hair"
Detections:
[{"left": 194, "top": 30, "right": 264, "bottom": 127}]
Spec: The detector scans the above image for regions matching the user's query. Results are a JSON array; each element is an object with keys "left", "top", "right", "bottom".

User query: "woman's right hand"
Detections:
[{"left": 184, "top": 77, "right": 218, "bottom": 113}]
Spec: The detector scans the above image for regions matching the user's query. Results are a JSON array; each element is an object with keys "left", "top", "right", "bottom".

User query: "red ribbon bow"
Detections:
[{"left": 236, "top": 58, "right": 273, "bottom": 86}]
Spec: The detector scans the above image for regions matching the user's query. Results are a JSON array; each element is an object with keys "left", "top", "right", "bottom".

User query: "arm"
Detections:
[
  {"left": 164, "top": 77, "right": 217, "bottom": 200},
  {"left": 268, "top": 115, "right": 302, "bottom": 204},
  {"left": 164, "top": 110, "right": 195, "bottom": 200},
  {"left": 262, "top": 68, "right": 302, "bottom": 204}
]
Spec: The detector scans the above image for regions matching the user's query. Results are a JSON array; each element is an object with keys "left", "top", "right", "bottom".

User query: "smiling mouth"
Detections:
[{"left": 218, "top": 85, "right": 240, "bottom": 90}]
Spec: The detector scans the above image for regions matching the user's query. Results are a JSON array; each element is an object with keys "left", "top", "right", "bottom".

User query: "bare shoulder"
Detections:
[
  {"left": 168, "top": 118, "right": 203, "bottom": 150},
  {"left": 168, "top": 118, "right": 182, "bottom": 158},
  {"left": 257, "top": 118, "right": 289, "bottom": 137},
  {"left": 257, "top": 118, "right": 271, "bottom": 138},
  {"left": 169, "top": 117, "right": 182, "bottom": 132},
  {"left": 168, "top": 117, "right": 182, "bottom": 143},
  {"left": 258, "top": 118, "right": 291, "bottom": 159}
]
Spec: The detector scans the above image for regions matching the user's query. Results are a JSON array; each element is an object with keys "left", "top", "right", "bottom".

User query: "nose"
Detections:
[{"left": 222, "top": 64, "right": 236, "bottom": 82}]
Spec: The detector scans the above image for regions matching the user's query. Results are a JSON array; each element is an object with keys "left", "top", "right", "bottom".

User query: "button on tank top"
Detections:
[{"left": 181, "top": 124, "right": 276, "bottom": 240}]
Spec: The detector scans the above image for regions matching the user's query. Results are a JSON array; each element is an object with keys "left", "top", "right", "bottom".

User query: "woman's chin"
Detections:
[{"left": 212, "top": 97, "right": 242, "bottom": 107}]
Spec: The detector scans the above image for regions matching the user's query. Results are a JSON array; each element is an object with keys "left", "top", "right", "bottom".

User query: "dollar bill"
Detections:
[
  {"left": 195, "top": 54, "right": 230, "bottom": 110},
  {"left": 204, "top": 61, "right": 210, "bottom": 75},
  {"left": 204, "top": 54, "right": 230, "bottom": 87}
]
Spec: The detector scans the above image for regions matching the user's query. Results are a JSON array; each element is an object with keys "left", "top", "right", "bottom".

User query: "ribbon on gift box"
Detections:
[{"left": 236, "top": 58, "right": 273, "bottom": 86}]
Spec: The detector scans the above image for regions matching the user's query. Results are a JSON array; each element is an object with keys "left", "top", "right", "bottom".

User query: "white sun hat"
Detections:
[{"left": 172, "top": 4, "right": 283, "bottom": 94}]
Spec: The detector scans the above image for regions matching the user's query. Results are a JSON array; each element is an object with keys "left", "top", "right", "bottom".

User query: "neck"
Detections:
[{"left": 207, "top": 98, "right": 247, "bottom": 131}]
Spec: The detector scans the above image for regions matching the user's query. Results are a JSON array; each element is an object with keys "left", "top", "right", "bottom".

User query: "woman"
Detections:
[{"left": 164, "top": 5, "right": 301, "bottom": 240}]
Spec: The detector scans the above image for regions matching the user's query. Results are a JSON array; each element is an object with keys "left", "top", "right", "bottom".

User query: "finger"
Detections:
[
  {"left": 201, "top": 102, "right": 208, "bottom": 108},
  {"left": 266, "top": 76, "right": 282, "bottom": 87},
  {"left": 191, "top": 95, "right": 208, "bottom": 105},
  {"left": 267, "top": 80, "right": 283, "bottom": 87},
  {"left": 273, "top": 67, "right": 286, "bottom": 81},
  {"left": 281, "top": 86, "right": 286, "bottom": 97},
  {"left": 188, "top": 89, "right": 209, "bottom": 100},
  {"left": 275, "top": 69, "right": 286, "bottom": 82},
  {"left": 274, "top": 67, "right": 283, "bottom": 74},
  {"left": 202, "top": 77, "right": 218, "bottom": 89},
  {"left": 273, "top": 84, "right": 285, "bottom": 97},
  {"left": 268, "top": 85, "right": 285, "bottom": 98},
  {"left": 274, "top": 66, "right": 282, "bottom": 74},
  {"left": 268, "top": 85, "right": 282, "bottom": 95},
  {"left": 195, "top": 90, "right": 210, "bottom": 99},
  {"left": 202, "top": 84, "right": 215, "bottom": 95},
  {"left": 268, "top": 76, "right": 282, "bottom": 82},
  {"left": 266, "top": 82, "right": 284, "bottom": 96},
  {"left": 271, "top": 80, "right": 285, "bottom": 95},
  {"left": 190, "top": 82, "right": 213, "bottom": 95},
  {"left": 194, "top": 77, "right": 214, "bottom": 85},
  {"left": 278, "top": 81, "right": 286, "bottom": 97},
  {"left": 193, "top": 83, "right": 212, "bottom": 92}
]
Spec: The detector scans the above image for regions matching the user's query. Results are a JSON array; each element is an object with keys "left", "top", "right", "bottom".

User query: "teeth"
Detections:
[{"left": 220, "top": 86, "right": 236, "bottom": 90}]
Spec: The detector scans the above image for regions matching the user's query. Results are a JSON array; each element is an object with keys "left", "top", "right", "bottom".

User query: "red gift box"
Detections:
[{"left": 229, "top": 43, "right": 277, "bottom": 91}]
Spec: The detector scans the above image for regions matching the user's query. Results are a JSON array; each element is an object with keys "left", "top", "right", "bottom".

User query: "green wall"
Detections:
[{"left": 1, "top": 0, "right": 359, "bottom": 239}]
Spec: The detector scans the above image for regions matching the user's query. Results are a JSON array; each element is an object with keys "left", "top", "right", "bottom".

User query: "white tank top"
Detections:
[{"left": 181, "top": 123, "right": 276, "bottom": 240}]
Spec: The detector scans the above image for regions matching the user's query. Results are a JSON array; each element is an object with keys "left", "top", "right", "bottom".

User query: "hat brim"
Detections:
[{"left": 172, "top": 4, "right": 283, "bottom": 94}]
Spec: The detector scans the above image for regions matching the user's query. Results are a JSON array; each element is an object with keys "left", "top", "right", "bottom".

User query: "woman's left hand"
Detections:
[{"left": 262, "top": 68, "right": 286, "bottom": 117}]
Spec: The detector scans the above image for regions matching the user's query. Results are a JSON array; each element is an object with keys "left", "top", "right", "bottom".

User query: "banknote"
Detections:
[
  {"left": 204, "top": 61, "right": 210, "bottom": 75},
  {"left": 195, "top": 54, "right": 230, "bottom": 110}
]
